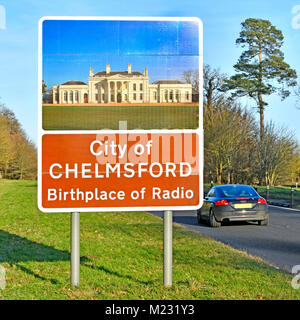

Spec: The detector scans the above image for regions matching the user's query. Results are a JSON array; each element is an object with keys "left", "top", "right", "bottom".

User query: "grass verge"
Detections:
[
  {"left": 256, "top": 185, "right": 300, "bottom": 202},
  {"left": 0, "top": 180, "right": 299, "bottom": 300},
  {"left": 42, "top": 105, "right": 198, "bottom": 130}
]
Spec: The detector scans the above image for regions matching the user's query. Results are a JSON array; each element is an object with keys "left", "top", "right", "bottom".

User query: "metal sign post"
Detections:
[
  {"left": 164, "top": 210, "right": 173, "bottom": 287},
  {"left": 71, "top": 212, "right": 80, "bottom": 287}
]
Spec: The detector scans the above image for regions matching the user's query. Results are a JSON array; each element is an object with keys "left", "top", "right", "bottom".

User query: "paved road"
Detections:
[{"left": 151, "top": 206, "right": 300, "bottom": 273}]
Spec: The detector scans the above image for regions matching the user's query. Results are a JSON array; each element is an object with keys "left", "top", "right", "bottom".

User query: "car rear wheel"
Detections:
[
  {"left": 209, "top": 209, "right": 221, "bottom": 228},
  {"left": 258, "top": 217, "right": 269, "bottom": 226}
]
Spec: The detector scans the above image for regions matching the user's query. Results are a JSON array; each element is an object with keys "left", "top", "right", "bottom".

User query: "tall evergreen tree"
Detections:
[{"left": 222, "top": 18, "right": 297, "bottom": 141}]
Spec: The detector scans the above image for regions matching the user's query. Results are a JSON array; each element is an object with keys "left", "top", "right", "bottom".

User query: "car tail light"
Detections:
[
  {"left": 257, "top": 198, "right": 267, "bottom": 204},
  {"left": 214, "top": 199, "right": 229, "bottom": 206}
]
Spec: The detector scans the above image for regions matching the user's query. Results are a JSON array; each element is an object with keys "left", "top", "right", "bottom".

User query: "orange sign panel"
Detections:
[{"left": 40, "top": 133, "right": 200, "bottom": 211}]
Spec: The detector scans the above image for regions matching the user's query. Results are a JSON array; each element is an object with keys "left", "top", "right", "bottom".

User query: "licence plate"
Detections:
[{"left": 234, "top": 203, "right": 253, "bottom": 209}]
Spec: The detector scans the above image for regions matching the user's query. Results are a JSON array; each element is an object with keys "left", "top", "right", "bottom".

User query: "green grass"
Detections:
[
  {"left": 256, "top": 185, "right": 300, "bottom": 203},
  {"left": 0, "top": 180, "right": 299, "bottom": 300},
  {"left": 42, "top": 105, "right": 198, "bottom": 130}
]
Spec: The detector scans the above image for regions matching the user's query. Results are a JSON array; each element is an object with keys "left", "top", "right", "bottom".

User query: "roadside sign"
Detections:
[
  {"left": 38, "top": 17, "right": 203, "bottom": 213},
  {"left": 41, "top": 132, "right": 200, "bottom": 211}
]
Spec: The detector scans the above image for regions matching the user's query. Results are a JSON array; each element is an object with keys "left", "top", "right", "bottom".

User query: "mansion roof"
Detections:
[
  {"left": 93, "top": 71, "right": 144, "bottom": 77},
  {"left": 61, "top": 80, "right": 87, "bottom": 86},
  {"left": 57, "top": 65, "right": 188, "bottom": 86},
  {"left": 59, "top": 79, "right": 187, "bottom": 86}
]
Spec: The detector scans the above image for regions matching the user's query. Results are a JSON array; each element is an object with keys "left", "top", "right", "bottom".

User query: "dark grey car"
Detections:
[{"left": 197, "top": 184, "right": 269, "bottom": 227}]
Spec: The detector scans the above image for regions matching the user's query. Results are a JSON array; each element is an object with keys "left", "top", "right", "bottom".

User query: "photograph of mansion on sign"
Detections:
[{"left": 52, "top": 64, "right": 193, "bottom": 104}]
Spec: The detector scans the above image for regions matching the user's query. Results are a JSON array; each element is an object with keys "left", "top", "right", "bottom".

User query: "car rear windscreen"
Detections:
[{"left": 217, "top": 186, "right": 258, "bottom": 198}]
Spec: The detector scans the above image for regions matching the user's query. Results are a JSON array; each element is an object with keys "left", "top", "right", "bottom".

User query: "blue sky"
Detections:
[
  {"left": 42, "top": 20, "right": 199, "bottom": 87},
  {"left": 0, "top": 0, "right": 299, "bottom": 143}
]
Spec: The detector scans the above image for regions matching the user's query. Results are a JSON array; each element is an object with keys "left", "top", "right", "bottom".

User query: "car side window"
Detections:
[{"left": 207, "top": 188, "right": 216, "bottom": 197}]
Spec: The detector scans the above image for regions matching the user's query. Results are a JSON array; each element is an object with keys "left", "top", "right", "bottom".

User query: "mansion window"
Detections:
[
  {"left": 133, "top": 93, "right": 136, "bottom": 100},
  {"left": 140, "top": 93, "right": 143, "bottom": 100},
  {"left": 69, "top": 92, "right": 73, "bottom": 101},
  {"left": 153, "top": 91, "right": 157, "bottom": 100},
  {"left": 186, "top": 92, "right": 189, "bottom": 100},
  {"left": 64, "top": 92, "right": 67, "bottom": 101},
  {"left": 164, "top": 91, "right": 168, "bottom": 101},
  {"left": 55, "top": 93, "right": 59, "bottom": 101},
  {"left": 169, "top": 91, "right": 173, "bottom": 100},
  {"left": 140, "top": 83, "right": 143, "bottom": 91},
  {"left": 75, "top": 92, "right": 78, "bottom": 101},
  {"left": 133, "top": 83, "right": 136, "bottom": 91}
]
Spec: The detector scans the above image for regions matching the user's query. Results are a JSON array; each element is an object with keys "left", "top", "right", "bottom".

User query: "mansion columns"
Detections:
[{"left": 52, "top": 64, "right": 193, "bottom": 104}]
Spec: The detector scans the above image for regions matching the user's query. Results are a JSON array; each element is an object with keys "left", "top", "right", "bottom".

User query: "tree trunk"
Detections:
[
  {"left": 258, "top": 43, "right": 264, "bottom": 143},
  {"left": 258, "top": 93, "right": 264, "bottom": 142},
  {"left": 227, "top": 171, "right": 231, "bottom": 184},
  {"left": 216, "top": 163, "right": 223, "bottom": 184},
  {"left": 207, "top": 79, "right": 213, "bottom": 108}
]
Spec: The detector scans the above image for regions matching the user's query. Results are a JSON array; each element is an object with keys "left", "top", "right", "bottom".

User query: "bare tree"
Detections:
[
  {"left": 183, "top": 65, "right": 227, "bottom": 105},
  {"left": 11, "top": 133, "right": 37, "bottom": 180},
  {"left": 0, "top": 105, "right": 37, "bottom": 180},
  {"left": 0, "top": 115, "right": 15, "bottom": 178},
  {"left": 204, "top": 102, "right": 257, "bottom": 184},
  {"left": 203, "top": 65, "right": 227, "bottom": 108},
  {"left": 286, "top": 148, "right": 300, "bottom": 185},
  {"left": 183, "top": 69, "right": 199, "bottom": 102},
  {"left": 257, "top": 123, "right": 298, "bottom": 185}
]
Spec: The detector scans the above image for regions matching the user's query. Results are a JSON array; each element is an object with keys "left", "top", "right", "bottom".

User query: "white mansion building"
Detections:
[{"left": 52, "top": 64, "right": 193, "bottom": 104}]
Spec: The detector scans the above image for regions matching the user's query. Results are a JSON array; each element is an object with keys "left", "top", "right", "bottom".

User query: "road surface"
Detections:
[{"left": 151, "top": 206, "right": 300, "bottom": 273}]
